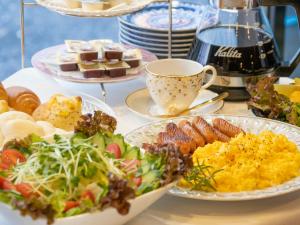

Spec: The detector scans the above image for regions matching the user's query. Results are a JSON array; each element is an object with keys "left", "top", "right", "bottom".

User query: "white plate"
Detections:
[
  {"left": 125, "top": 88, "right": 224, "bottom": 120},
  {"left": 119, "top": 31, "right": 193, "bottom": 48},
  {"left": 126, "top": 115, "right": 300, "bottom": 201},
  {"left": 119, "top": 23, "right": 196, "bottom": 38},
  {"left": 0, "top": 182, "right": 174, "bottom": 225},
  {"left": 36, "top": 0, "right": 161, "bottom": 17}
]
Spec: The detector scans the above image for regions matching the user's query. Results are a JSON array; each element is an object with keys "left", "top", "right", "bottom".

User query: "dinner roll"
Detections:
[
  {"left": 2, "top": 119, "right": 44, "bottom": 141},
  {"left": 0, "top": 111, "right": 34, "bottom": 127}
]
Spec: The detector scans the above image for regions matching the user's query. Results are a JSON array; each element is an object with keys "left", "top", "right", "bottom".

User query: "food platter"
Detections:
[
  {"left": 126, "top": 114, "right": 300, "bottom": 201},
  {"left": 35, "top": 0, "right": 165, "bottom": 17},
  {"left": 31, "top": 44, "right": 157, "bottom": 84}
]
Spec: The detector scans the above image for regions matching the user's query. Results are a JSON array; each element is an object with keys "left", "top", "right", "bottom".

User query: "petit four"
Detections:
[
  {"left": 103, "top": 44, "right": 124, "bottom": 60},
  {"left": 81, "top": 0, "right": 110, "bottom": 11},
  {"left": 104, "top": 61, "right": 130, "bottom": 77},
  {"left": 64, "top": 0, "right": 82, "bottom": 9},
  {"left": 78, "top": 61, "right": 106, "bottom": 78},
  {"left": 57, "top": 52, "right": 78, "bottom": 72},
  {"left": 77, "top": 43, "right": 98, "bottom": 61},
  {"left": 123, "top": 49, "right": 142, "bottom": 68}
]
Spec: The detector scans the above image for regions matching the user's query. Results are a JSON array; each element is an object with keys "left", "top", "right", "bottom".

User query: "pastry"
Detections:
[
  {"left": 0, "top": 83, "right": 8, "bottom": 101},
  {"left": 81, "top": 0, "right": 110, "bottom": 11},
  {"left": 123, "top": 49, "right": 142, "bottom": 68},
  {"left": 33, "top": 94, "right": 82, "bottom": 131},
  {"left": 65, "top": 40, "right": 86, "bottom": 53},
  {"left": 0, "top": 111, "right": 34, "bottom": 128},
  {"left": 57, "top": 52, "right": 78, "bottom": 72},
  {"left": 36, "top": 121, "right": 56, "bottom": 136},
  {"left": 64, "top": 0, "right": 82, "bottom": 9},
  {"left": 104, "top": 61, "right": 130, "bottom": 77},
  {"left": 0, "top": 100, "right": 9, "bottom": 114},
  {"left": 1, "top": 119, "right": 44, "bottom": 142},
  {"left": 103, "top": 44, "right": 124, "bottom": 60},
  {"left": 78, "top": 43, "right": 98, "bottom": 61},
  {"left": 6, "top": 86, "right": 41, "bottom": 115},
  {"left": 78, "top": 61, "right": 106, "bottom": 78}
]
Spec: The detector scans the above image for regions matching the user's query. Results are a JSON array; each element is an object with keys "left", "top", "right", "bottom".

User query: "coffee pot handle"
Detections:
[
  {"left": 259, "top": 0, "right": 300, "bottom": 26},
  {"left": 259, "top": 0, "right": 300, "bottom": 77}
]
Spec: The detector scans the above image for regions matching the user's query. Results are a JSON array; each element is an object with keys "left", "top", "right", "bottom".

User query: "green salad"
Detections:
[{"left": 0, "top": 111, "right": 189, "bottom": 224}]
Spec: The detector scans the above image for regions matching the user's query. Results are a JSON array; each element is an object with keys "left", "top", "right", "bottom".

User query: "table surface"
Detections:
[{"left": 3, "top": 68, "right": 300, "bottom": 225}]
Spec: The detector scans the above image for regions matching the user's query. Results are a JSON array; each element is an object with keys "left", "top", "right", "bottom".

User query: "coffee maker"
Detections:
[{"left": 188, "top": 0, "right": 300, "bottom": 101}]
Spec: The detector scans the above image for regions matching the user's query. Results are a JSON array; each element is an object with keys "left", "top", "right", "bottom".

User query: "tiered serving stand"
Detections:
[{"left": 19, "top": 0, "right": 174, "bottom": 101}]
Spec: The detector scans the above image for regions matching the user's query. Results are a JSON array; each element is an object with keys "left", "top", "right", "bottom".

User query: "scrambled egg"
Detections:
[
  {"left": 33, "top": 94, "right": 82, "bottom": 131},
  {"left": 192, "top": 131, "right": 300, "bottom": 192},
  {"left": 290, "top": 91, "right": 300, "bottom": 103}
]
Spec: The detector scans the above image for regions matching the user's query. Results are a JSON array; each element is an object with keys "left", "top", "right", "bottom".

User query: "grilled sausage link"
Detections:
[
  {"left": 192, "top": 116, "right": 218, "bottom": 144},
  {"left": 213, "top": 128, "right": 230, "bottom": 142},
  {"left": 178, "top": 120, "right": 206, "bottom": 147},
  {"left": 212, "top": 118, "right": 245, "bottom": 138}
]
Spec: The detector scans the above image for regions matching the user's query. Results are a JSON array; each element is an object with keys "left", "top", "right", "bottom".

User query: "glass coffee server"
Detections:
[{"left": 188, "top": 0, "right": 300, "bottom": 101}]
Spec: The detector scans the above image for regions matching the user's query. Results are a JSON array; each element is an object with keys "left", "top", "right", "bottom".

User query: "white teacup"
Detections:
[{"left": 145, "top": 59, "right": 217, "bottom": 115}]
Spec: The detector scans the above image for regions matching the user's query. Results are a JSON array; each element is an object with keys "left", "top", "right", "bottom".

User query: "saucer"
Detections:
[{"left": 125, "top": 88, "right": 224, "bottom": 120}]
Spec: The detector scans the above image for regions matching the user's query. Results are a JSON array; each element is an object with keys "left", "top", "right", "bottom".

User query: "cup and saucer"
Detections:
[{"left": 125, "top": 59, "right": 224, "bottom": 120}]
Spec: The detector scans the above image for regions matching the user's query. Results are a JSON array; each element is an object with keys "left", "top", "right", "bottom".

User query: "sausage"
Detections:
[
  {"left": 157, "top": 131, "right": 194, "bottom": 155},
  {"left": 192, "top": 116, "right": 218, "bottom": 144},
  {"left": 213, "top": 128, "right": 230, "bottom": 142},
  {"left": 178, "top": 120, "right": 206, "bottom": 147},
  {"left": 212, "top": 118, "right": 245, "bottom": 138}
]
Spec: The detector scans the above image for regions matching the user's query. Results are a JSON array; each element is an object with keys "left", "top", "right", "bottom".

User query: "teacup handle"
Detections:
[{"left": 201, "top": 65, "right": 217, "bottom": 89}]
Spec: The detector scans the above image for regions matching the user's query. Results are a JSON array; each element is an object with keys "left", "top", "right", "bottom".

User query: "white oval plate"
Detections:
[
  {"left": 126, "top": 115, "right": 300, "bottom": 201},
  {"left": 36, "top": 0, "right": 161, "bottom": 17},
  {"left": 125, "top": 88, "right": 223, "bottom": 120},
  {"left": 0, "top": 182, "right": 174, "bottom": 225},
  {"left": 119, "top": 31, "right": 193, "bottom": 48}
]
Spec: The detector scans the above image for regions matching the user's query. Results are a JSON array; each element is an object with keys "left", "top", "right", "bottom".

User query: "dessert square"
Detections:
[
  {"left": 78, "top": 61, "right": 106, "bottom": 78},
  {"left": 104, "top": 61, "right": 130, "bottom": 77}
]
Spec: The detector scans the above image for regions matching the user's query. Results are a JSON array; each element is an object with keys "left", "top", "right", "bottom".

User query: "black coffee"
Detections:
[{"left": 188, "top": 25, "right": 281, "bottom": 76}]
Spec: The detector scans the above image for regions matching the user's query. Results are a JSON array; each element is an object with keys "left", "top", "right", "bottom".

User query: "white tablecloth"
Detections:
[{"left": 3, "top": 68, "right": 300, "bottom": 225}]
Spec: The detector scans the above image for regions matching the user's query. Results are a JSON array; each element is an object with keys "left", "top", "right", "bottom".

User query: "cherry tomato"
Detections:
[
  {"left": 2, "top": 180, "right": 16, "bottom": 191},
  {"left": 0, "top": 162, "right": 9, "bottom": 170},
  {"left": 0, "top": 176, "right": 6, "bottom": 188},
  {"left": 16, "top": 183, "right": 33, "bottom": 198},
  {"left": 81, "top": 190, "right": 95, "bottom": 203},
  {"left": 133, "top": 177, "right": 142, "bottom": 187},
  {"left": 64, "top": 201, "right": 80, "bottom": 212},
  {"left": 1, "top": 149, "right": 26, "bottom": 167},
  {"left": 106, "top": 143, "right": 121, "bottom": 159}
]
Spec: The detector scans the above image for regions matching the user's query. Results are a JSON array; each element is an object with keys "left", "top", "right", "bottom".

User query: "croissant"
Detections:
[
  {"left": 6, "top": 86, "right": 41, "bottom": 115},
  {"left": 0, "top": 83, "right": 8, "bottom": 101}
]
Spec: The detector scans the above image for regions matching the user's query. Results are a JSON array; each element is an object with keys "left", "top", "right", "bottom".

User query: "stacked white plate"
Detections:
[{"left": 118, "top": 1, "right": 216, "bottom": 58}]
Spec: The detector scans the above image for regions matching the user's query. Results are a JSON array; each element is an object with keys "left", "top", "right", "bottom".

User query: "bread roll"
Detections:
[
  {"left": 2, "top": 119, "right": 44, "bottom": 142},
  {"left": 6, "top": 86, "right": 41, "bottom": 115},
  {"left": 0, "top": 100, "right": 9, "bottom": 114},
  {"left": 0, "top": 83, "right": 8, "bottom": 101},
  {"left": 36, "top": 121, "right": 56, "bottom": 136},
  {"left": 0, "top": 111, "right": 34, "bottom": 127}
]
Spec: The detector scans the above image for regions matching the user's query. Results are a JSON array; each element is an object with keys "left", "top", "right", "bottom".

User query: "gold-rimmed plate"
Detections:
[{"left": 125, "top": 88, "right": 224, "bottom": 120}]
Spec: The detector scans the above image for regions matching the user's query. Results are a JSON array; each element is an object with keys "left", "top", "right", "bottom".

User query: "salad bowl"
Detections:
[{"left": 0, "top": 182, "right": 173, "bottom": 225}]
